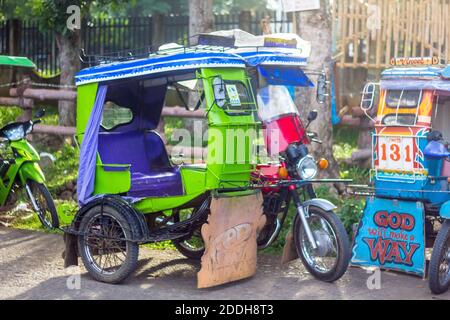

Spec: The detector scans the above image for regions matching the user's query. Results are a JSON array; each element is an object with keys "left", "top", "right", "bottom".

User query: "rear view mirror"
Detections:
[
  {"left": 316, "top": 73, "right": 329, "bottom": 104},
  {"left": 34, "top": 109, "right": 45, "bottom": 119},
  {"left": 306, "top": 110, "right": 318, "bottom": 129},
  {"left": 360, "top": 83, "right": 379, "bottom": 112},
  {"left": 308, "top": 110, "right": 318, "bottom": 122},
  {"left": 212, "top": 77, "right": 226, "bottom": 108}
]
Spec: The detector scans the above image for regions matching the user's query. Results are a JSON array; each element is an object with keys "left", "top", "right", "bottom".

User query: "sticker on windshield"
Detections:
[{"left": 226, "top": 85, "right": 241, "bottom": 106}]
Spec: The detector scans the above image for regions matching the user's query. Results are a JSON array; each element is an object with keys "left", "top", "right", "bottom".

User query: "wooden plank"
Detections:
[
  {"left": 34, "top": 124, "right": 76, "bottom": 136},
  {"left": 9, "top": 88, "right": 76, "bottom": 101},
  {"left": 198, "top": 192, "right": 265, "bottom": 289}
]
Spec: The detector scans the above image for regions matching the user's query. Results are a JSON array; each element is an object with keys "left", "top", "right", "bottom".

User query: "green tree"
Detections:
[{"left": 1, "top": 0, "right": 125, "bottom": 127}]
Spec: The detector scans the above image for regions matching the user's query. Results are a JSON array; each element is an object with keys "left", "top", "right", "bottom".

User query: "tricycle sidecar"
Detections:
[{"left": 351, "top": 57, "right": 450, "bottom": 294}]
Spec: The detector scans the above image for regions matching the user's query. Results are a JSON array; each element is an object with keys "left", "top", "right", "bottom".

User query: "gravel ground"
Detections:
[{"left": 0, "top": 226, "right": 449, "bottom": 300}]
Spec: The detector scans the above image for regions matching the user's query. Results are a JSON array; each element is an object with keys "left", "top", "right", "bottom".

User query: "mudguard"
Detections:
[
  {"left": 351, "top": 197, "right": 426, "bottom": 277},
  {"left": 303, "top": 198, "right": 337, "bottom": 212},
  {"left": 440, "top": 200, "right": 450, "bottom": 219},
  {"left": 18, "top": 162, "right": 45, "bottom": 185},
  {"left": 63, "top": 195, "right": 149, "bottom": 268}
]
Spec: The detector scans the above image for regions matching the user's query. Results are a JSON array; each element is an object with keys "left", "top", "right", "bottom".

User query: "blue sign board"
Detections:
[{"left": 351, "top": 197, "right": 426, "bottom": 277}]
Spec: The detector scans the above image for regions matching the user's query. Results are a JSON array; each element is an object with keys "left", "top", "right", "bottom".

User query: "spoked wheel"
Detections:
[
  {"left": 172, "top": 208, "right": 206, "bottom": 260},
  {"left": 78, "top": 205, "right": 139, "bottom": 284},
  {"left": 26, "top": 180, "right": 59, "bottom": 229},
  {"left": 293, "top": 206, "right": 350, "bottom": 282},
  {"left": 429, "top": 220, "right": 450, "bottom": 294}
]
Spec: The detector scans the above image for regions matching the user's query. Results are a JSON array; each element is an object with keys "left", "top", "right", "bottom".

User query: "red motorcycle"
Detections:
[{"left": 253, "top": 85, "right": 350, "bottom": 282}]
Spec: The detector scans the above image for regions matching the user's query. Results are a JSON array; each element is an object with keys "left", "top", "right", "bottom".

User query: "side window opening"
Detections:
[{"left": 101, "top": 101, "right": 133, "bottom": 130}]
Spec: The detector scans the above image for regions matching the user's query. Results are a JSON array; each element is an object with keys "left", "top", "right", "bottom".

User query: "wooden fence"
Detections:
[{"left": 333, "top": 0, "right": 450, "bottom": 69}]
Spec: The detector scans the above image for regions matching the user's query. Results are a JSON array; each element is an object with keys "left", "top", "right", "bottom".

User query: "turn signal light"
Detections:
[
  {"left": 278, "top": 167, "right": 289, "bottom": 179},
  {"left": 318, "top": 158, "right": 329, "bottom": 170}
]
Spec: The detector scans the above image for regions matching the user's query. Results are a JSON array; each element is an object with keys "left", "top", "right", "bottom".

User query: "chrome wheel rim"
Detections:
[
  {"left": 300, "top": 213, "right": 339, "bottom": 274},
  {"left": 31, "top": 185, "right": 52, "bottom": 228},
  {"left": 438, "top": 240, "right": 450, "bottom": 286},
  {"left": 177, "top": 209, "right": 205, "bottom": 252}
]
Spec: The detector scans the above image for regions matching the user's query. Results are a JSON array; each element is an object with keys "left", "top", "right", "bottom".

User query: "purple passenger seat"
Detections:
[{"left": 97, "top": 130, "right": 184, "bottom": 198}]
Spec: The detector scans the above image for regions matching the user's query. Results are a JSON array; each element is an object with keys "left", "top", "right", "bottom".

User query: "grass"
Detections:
[{"left": 11, "top": 200, "right": 78, "bottom": 232}]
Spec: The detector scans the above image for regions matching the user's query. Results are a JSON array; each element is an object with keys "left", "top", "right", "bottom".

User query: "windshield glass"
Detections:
[
  {"left": 257, "top": 86, "right": 298, "bottom": 122},
  {"left": 386, "top": 90, "right": 422, "bottom": 108}
]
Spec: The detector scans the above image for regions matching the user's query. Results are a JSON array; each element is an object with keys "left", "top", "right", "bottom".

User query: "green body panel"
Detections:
[
  {"left": 200, "top": 68, "right": 258, "bottom": 192},
  {"left": 94, "top": 164, "right": 131, "bottom": 195},
  {"left": 76, "top": 83, "right": 99, "bottom": 139},
  {"left": 76, "top": 67, "right": 257, "bottom": 214},
  {"left": 0, "top": 55, "right": 36, "bottom": 68},
  {"left": 18, "top": 162, "right": 45, "bottom": 185},
  {"left": 180, "top": 166, "right": 207, "bottom": 194},
  {"left": 134, "top": 191, "right": 204, "bottom": 214},
  {"left": 0, "top": 139, "right": 43, "bottom": 205}
]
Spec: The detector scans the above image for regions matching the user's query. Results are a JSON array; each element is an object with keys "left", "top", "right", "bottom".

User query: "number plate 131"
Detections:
[{"left": 378, "top": 136, "right": 414, "bottom": 171}]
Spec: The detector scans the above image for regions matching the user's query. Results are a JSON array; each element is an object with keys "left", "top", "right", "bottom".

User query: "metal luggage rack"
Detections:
[{"left": 79, "top": 33, "right": 304, "bottom": 67}]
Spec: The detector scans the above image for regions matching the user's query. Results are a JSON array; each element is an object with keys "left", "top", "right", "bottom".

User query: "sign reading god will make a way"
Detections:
[{"left": 281, "top": 0, "right": 321, "bottom": 12}]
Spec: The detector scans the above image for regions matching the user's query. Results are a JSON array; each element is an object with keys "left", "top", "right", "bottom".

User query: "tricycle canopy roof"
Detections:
[
  {"left": 76, "top": 30, "right": 313, "bottom": 86},
  {"left": 381, "top": 65, "right": 450, "bottom": 91},
  {"left": 75, "top": 51, "right": 246, "bottom": 86},
  {"left": 0, "top": 55, "right": 36, "bottom": 68}
]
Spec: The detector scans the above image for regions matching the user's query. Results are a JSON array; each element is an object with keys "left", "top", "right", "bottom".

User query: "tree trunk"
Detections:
[
  {"left": 295, "top": 1, "right": 343, "bottom": 190},
  {"left": 186, "top": 0, "right": 214, "bottom": 135},
  {"left": 56, "top": 31, "right": 80, "bottom": 127},
  {"left": 188, "top": 0, "right": 214, "bottom": 44}
]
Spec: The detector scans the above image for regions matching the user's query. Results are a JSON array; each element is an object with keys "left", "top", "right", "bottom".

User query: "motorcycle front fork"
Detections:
[
  {"left": 25, "top": 183, "right": 41, "bottom": 214},
  {"left": 290, "top": 188, "right": 318, "bottom": 250}
]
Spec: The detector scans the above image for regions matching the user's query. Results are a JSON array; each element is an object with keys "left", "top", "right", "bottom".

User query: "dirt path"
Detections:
[{"left": 0, "top": 226, "right": 448, "bottom": 300}]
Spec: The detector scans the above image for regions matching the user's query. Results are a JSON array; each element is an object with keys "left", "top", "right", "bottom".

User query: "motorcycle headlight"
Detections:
[
  {"left": 3, "top": 125, "right": 25, "bottom": 141},
  {"left": 296, "top": 155, "right": 318, "bottom": 180}
]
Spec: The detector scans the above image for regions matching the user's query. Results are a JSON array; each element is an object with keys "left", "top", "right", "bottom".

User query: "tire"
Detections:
[
  {"left": 77, "top": 204, "right": 140, "bottom": 284},
  {"left": 172, "top": 209, "right": 205, "bottom": 260},
  {"left": 173, "top": 237, "right": 205, "bottom": 260},
  {"left": 429, "top": 220, "right": 450, "bottom": 294},
  {"left": 27, "top": 181, "right": 59, "bottom": 229},
  {"left": 293, "top": 205, "right": 350, "bottom": 282}
]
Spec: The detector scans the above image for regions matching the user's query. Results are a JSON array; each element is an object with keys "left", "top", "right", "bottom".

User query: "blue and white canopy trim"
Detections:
[
  {"left": 381, "top": 65, "right": 450, "bottom": 91},
  {"left": 76, "top": 51, "right": 246, "bottom": 86}
]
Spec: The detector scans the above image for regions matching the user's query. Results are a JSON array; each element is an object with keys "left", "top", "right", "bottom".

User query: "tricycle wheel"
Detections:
[
  {"left": 172, "top": 208, "right": 205, "bottom": 260},
  {"left": 293, "top": 206, "right": 350, "bottom": 282},
  {"left": 78, "top": 204, "right": 139, "bottom": 284},
  {"left": 429, "top": 220, "right": 450, "bottom": 294}
]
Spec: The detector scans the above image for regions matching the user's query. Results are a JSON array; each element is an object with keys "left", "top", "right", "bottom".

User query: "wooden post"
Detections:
[
  {"left": 8, "top": 19, "right": 21, "bottom": 84},
  {"left": 15, "top": 78, "right": 33, "bottom": 122}
]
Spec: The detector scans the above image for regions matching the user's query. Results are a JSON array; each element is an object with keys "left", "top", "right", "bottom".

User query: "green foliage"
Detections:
[
  {"left": 336, "top": 197, "right": 365, "bottom": 237},
  {"left": 45, "top": 143, "right": 79, "bottom": 195},
  {"left": 339, "top": 165, "right": 370, "bottom": 185},
  {"left": 0, "top": 106, "right": 22, "bottom": 125}
]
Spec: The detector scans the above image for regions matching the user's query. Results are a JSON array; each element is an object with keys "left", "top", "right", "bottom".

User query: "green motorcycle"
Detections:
[{"left": 0, "top": 110, "right": 59, "bottom": 229}]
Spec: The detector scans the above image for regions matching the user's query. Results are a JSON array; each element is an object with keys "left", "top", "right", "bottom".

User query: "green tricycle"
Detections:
[
  {"left": 0, "top": 55, "right": 59, "bottom": 229},
  {"left": 64, "top": 48, "right": 263, "bottom": 285}
]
